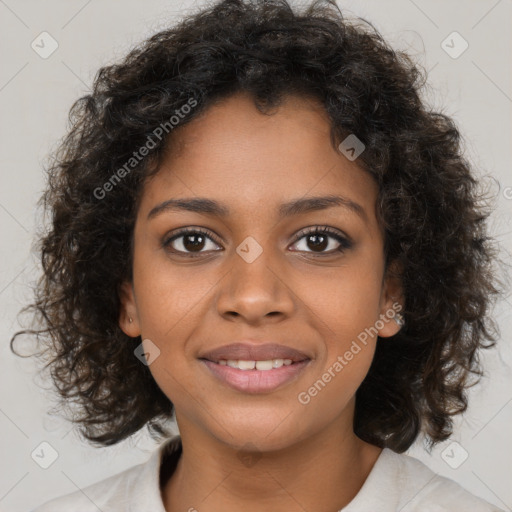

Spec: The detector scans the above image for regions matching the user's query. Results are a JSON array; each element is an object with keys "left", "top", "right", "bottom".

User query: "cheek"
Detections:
[
  {"left": 297, "top": 259, "right": 383, "bottom": 391},
  {"left": 298, "top": 325, "right": 378, "bottom": 420},
  {"left": 297, "top": 259, "right": 384, "bottom": 339},
  {"left": 133, "top": 246, "right": 211, "bottom": 337},
  {"left": 296, "top": 350, "right": 374, "bottom": 431}
]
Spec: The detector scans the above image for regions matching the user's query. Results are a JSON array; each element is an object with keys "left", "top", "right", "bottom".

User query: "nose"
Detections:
[{"left": 215, "top": 243, "right": 295, "bottom": 325}]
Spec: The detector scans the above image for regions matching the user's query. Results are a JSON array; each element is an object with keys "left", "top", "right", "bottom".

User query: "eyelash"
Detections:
[{"left": 162, "top": 226, "right": 352, "bottom": 259}]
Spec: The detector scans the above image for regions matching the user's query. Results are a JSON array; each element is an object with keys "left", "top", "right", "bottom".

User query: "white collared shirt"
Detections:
[{"left": 31, "top": 435, "right": 503, "bottom": 511}]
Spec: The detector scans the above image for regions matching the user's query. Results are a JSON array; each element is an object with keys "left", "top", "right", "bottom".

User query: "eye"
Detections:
[
  {"left": 289, "top": 226, "right": 352, "bottom": 255},
  {"left": 162, "top": 227, "right": 223, "bottom": 258},
  {"left": 162, "top": 225, "right": 352, "bottom": 259}
]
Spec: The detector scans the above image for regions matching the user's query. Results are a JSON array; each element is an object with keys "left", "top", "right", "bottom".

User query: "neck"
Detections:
[{"left": 161, "top": 417, "right": 382, "bottom": 512}]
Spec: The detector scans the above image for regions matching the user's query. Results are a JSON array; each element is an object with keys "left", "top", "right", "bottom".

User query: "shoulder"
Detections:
[
  {"left": 30, "top": 460, "right": 145, "bottom": 512},
  {"left": 30, "top": 436, "right": 181, "bottom": 512},
  {"left": 385, "top": 449, "right": 504, "bottom": 512}
]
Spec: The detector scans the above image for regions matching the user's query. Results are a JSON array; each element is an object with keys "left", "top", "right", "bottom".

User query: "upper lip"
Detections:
[{"left": 199, "top": 342, "right": 311, "bottom": 363}]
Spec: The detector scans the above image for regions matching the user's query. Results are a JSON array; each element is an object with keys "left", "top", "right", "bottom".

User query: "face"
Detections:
[{"left": 119, "top": 92, "right": 402, "bottom": 452}]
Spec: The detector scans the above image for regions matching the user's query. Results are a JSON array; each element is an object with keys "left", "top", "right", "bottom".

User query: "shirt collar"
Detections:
[
  {"left": 126, "top": 437, "right": 403, "bottom": 512},
  {"left": 128, "top": 434, "right": 182, "bottom": 512}
]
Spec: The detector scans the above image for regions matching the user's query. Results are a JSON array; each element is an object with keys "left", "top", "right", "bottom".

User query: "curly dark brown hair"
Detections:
[{"left": 11, "top": 0, "right": 505, "bottom": 452}]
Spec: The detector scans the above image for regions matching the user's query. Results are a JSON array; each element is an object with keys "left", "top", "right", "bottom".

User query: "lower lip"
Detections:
[{"left": 200, "top": 359, "right": 310, "bottom": 394}]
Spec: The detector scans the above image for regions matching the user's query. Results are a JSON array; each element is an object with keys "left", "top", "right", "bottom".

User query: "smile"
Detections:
[
  {"left": 200, "top": 358, "right": 311, "bottom": 393},
  {"left": 218, "top": 358, "right": 294, "bottom": 370}
]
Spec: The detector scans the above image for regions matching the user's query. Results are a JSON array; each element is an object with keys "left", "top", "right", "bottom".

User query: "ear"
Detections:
[
  {"left": 118, "top": 280, "right": 141, "bottom": 337},
  {"left": 377, "top": 258, "right": 405, "bottom": 338}
]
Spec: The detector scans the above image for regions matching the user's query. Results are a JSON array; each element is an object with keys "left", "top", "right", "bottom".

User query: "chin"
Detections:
[{"left": 208, "top": 416, "right": 309, "bottom": 454}]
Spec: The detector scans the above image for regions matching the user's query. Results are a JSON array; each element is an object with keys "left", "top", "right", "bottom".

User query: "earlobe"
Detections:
[
  {"left": 118, "top": 280, "right": 140, "bottom": 337},
  {"left": 378, "top": 259, "right": 405, "bottom": 338},
  {"left": 377, "top": 304, "right": 404, "bottom": 338}
]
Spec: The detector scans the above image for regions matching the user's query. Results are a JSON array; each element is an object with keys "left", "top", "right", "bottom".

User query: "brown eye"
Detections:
[
  {"left": 163, "top": 228, "right": 222, "bottom": 257},
  {"left": 289, "top": 226, "right": 352, "bottom": 255}
]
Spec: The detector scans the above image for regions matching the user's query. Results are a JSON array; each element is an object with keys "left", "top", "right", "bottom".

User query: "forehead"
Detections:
[
  {"left": 165, "top": 92, "right": 340, "bottom": 167},
  {"left": 139, "top": 92, "right": 378, "bottom": 225}
]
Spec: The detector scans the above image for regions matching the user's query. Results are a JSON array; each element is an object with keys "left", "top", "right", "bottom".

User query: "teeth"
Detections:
[
  {"left": 219, "top": 358, "right": 295, "bottom": 370},
  {"left": 238, "top": 360, "right": 256, "bottom": 370},
  {"left": 256, "top": 360, "right": 275, "bottom": 370}
]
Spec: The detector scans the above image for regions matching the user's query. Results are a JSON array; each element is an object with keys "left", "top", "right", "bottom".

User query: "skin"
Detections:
[{"left": 119, "top": 91, "right": 403, "bottom": 512}]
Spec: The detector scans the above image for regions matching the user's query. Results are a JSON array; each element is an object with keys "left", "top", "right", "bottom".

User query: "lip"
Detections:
[
  {"left": 201, "top": 359, "right": 311, "bottom": 394},
  {"left": 198, "top": 342, "right": 312, "bottom": 394},
  {"left": 199, "top": 342, "right": 311, "bottom": 363}
]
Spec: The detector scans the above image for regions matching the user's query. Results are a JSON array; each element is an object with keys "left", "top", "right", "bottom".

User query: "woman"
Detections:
[{"left": 12, "top": 0, "right": 505, "bottom": 510}]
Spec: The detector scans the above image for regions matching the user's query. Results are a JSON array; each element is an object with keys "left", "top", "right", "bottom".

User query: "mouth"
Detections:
[
  {"left": 200, "top": 359, "right": 311, "bottom": 394},
  {"left": 199, "top": 342, "right": 310, "bottom": 364},
  {"left": 206, "top": 358, "right": 299, "bottom": 370},
  {"left": 198, "top": 342, "right": 312, "bottom": 394}
]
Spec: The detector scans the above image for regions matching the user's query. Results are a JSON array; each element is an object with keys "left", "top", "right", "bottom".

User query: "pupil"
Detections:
[
  {"left": 184, "top": 234, "right": 205, "bottom": 251},
  {"left": 308, "top": 234, "right": 327, "bottom": 251}
]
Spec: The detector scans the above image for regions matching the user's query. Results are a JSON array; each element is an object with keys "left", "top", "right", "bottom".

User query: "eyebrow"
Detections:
[{"left": 147, "top": 194, "right": 368, "bottom": 224}]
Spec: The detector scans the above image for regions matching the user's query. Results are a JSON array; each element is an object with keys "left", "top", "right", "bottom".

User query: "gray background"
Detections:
[{"left": 0, "top": 0, "right": 511, "bottom": 510}]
